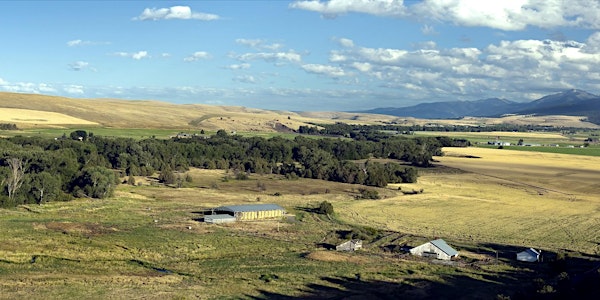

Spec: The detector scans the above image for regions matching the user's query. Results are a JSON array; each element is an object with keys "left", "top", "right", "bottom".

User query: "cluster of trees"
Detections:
[
  {"left": 0, "top": 123, "right": 18, "bottom": 130},
  {"left": 0, "top": 127, "right": 458, "bottom": 207},
  {"left": 299, "top": 122, "right": 593, "bottom": 135}
]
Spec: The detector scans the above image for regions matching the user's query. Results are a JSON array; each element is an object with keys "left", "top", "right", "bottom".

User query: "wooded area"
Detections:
[{"left": 0, "top": 128, "right": 458, "bottom": 207}]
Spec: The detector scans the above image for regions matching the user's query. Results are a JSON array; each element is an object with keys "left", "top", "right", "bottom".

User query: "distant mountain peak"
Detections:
[
  {"left": 549, "top": 89, "right": 597, "bottom": 98},
  {"left": 354, "top": 89, "right": 600, "bottom": 124}
]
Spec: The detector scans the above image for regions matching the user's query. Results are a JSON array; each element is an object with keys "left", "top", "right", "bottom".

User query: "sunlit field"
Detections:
[
  {"left": 1, "top": 148, "right": 599, "bottom": 298},
  {"left": 338, "top": 147, "right": 600, "bottom": 254}
]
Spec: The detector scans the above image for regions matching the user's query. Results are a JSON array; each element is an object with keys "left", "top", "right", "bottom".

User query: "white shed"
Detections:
[
  {"left": 516, "top": 248, "right": 540, "bottom": 262},
  {"left": 336, "top": 240, "right": 363, "bottom": 251},
  {"left": 410, "top": 239, "right": 459, "bottom": 260}
]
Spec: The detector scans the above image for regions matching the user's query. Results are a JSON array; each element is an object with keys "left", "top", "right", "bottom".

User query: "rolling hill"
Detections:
[{"left": 1, "top": 91, "right": 599, "bottom": 131}]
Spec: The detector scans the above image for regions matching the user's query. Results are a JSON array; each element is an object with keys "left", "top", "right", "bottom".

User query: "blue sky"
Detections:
[{"left": 1, "top": 0, "right": 600, "bottom": 111}]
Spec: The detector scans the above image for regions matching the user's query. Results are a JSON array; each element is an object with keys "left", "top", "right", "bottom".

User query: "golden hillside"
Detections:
[{"left": 1, "top": 92, "right": 598, "bottom": 130}]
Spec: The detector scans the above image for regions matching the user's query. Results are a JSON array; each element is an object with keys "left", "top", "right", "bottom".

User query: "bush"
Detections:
[
  {"left": 317, "top": 201, "right": 334, "bottom": 215},
  {"left": 357, "top": 188, "right": 380, "bottom": 200}
]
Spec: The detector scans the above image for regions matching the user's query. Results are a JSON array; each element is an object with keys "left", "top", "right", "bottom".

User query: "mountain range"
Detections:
[{"left": 358, "top": 89, "right": 600, "bottom": 124}]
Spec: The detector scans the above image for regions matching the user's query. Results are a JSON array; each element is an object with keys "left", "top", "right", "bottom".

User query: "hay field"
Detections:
[
  {"left": 0, "top": 108, "right": 98, "bottom": 127},
  {"left": 337, "top": 147, "right": 600, "bottom": 254}
]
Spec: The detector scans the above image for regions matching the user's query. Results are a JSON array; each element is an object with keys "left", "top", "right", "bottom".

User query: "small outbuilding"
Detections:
[
  {"left": 410, "top": 239, "right": 459, "bottom": 260},
  {"left": 212, "top": 204, "right": 285, "bottom": 221},
  {"left": 204, "top": 214, "right": 237, "bottom": 224},
  {"left": 336, "top": 240, "right": 363, "bottom": 252},
  {"left": 516, "top": 248, "right": 541, "bottom": 262}
]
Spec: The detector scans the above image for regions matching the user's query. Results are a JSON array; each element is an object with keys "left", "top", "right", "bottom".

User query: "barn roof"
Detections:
[
  {"left": 430, "top": 239, "right": 459, "bottom": 256},
  {"left": 215, "top": 204, "right": 285, "bottom": 213}
]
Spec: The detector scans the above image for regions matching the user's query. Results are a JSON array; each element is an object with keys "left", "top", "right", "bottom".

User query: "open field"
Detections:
[
  {"left": 2, "top": 92, "right": 599, "bottom": 133},
  {"left": 0, "top": 108, "right": 99, "bottom": 127},
  {"left": 1, "top": 147, "right": 600, "bottom": 298},
  {"left": 338, "top": 147, "right": 600, "bottom": 254}
]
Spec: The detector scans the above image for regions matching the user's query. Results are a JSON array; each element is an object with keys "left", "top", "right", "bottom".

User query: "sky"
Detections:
[{"left": 1, "top": 0, "right": 600, "bottom": 111}]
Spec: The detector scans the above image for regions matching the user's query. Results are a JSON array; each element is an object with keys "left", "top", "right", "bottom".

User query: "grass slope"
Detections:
[{"left": 0, "top": 157, "right": 599, "bottom": 298}]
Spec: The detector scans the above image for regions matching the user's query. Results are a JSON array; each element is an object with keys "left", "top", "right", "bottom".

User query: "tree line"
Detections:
[
  {"left": 299, "top": 122, "right": 594, "bottom": 135},
  {"left": 0, "top": 128, "right": 462, "bottom": 207}
]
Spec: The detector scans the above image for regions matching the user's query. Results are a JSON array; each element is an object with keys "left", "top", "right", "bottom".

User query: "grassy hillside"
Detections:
[
  {"left": 2, "top": 92, "right": 598, "bottom": 132},
  {"left": 0, "top": 146, "right": 599, "bottom": 298}
]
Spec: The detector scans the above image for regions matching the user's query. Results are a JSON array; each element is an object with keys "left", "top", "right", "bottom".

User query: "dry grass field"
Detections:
[
  {"left": 0, "top": 108, "right": 98, "bottom": 127},
  {"left": 0, "top": 160, "right": 599, "bottom": 298},
  {"left": 2, "top": 92, "right": 598, "bottom": 132},
  {"left": 337, "top": 147, "right": 600, "bottom": 254}
]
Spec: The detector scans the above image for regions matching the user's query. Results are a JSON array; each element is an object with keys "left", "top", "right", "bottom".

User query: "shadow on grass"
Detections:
[
  {"left": 248, "top": 274, "right": 519, "bottom": 300},
  {"left": 248, "top": 254, "right": 600, "bottom": 299}
]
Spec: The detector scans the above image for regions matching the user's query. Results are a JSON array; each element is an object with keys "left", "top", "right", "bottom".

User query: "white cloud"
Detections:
[
  {"left": 237, "top": 51, "right": 302, "bottom": 64},
  {"left": 68, "top": 61, "right": 96, "bottom": 71},
  {"left": 292, "top": 0, "right": 600, "bottom": 30},
  {"left": 290, "top": 0, "right": 408, "bottom": 18},
  {"left": 64, "top": 85, "right": 84, "bottom": 94},
  {"left": 236, "top": 38, "right": 284, "bottom": 50},
  {"left": 337, "top": 38, "right": 355, "bottom": 48},
  {"left": 302, "top": 64, "right": 348, "bottom": 77},
  {"left": 184, "top": 51, "right": 210, "bottom": 62},
  {"left": 233, "top": 75, "right": 257, "bottom": 84},
  {"left": 67, "top": 39, "right": 110, "bottom": 47},
  {"left": 134, "top": 6, "right": 219, "bottom": 21},
  {"left": 317, "top": 32, "right": 600, "bottom": 100},
  {"left": 0, "top": 79, "right": 57, "bottom": 94},
  {"left": 113, "top": 51, "right": 150, "bottom": 60},
  {"left": 421, "top": 24, "right": 437, "bottom": 35},
  {"left": 226, "top": 63, "right": 251, "bottom": 70}
]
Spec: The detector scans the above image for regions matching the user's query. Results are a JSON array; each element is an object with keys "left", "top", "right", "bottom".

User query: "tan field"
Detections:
[
  {"left": 2, "top": 92, "right": 598, "bottom": 131},
  {"left": 0, "top": 107, "right": 98, "bottom": 127},
  {"left": 337, "top": 147, "right": 600, "bottom": 254}
]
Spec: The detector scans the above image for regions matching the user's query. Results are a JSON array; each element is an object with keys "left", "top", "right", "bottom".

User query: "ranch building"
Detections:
[
  {"left": 410, "top": 239, "right": 459, "bottom": 260},
  {"left": 516, "top": 248, "right": 541, "bottom": 262},
  {"left": 212, "top": 204, "right": 285, "bottom": 221},
  {"left": 204, "top": 214, "right": 237, "bottom": 224},
  {"left": 336, "top": 240, "right": 363, "bottom": 252}
]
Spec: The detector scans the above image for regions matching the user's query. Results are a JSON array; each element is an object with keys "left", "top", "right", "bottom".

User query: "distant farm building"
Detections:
[
  {"left": 211, "top": 204, "right": 285, "bottom": 221},
  {"left": 488, "top": 141, "right": 511, "bottom": 146},
  {"left": 516, "top": 248, "right": 541, "bottom": 262},
  {"left": 336, "top": 240, "right": 363, "bottom": 252},
  {"left": 204, "top": 214, "right": 237, "bottom": 224},
  {"left": 410, "top": 239, "right": 459, "bottom": 260}
]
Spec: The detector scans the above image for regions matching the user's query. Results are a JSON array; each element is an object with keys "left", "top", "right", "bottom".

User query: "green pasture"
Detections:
[{"left": 0, "top": 170, "right": 588, "bottom": 299}]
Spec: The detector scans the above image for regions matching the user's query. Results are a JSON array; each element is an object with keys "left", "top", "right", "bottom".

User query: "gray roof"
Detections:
[
  {"left": 519, "top": 248, "right": 540, "bottom": 256},
  {"left": 430, "top": 239, "right": 459, "bottom": 256},
  {"left": 215, "top": 204, "right": 285, "bottom": 213}
]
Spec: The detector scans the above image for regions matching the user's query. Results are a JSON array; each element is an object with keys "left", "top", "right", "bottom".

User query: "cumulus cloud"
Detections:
[
  {"left": 113, "top": 51, "right": 149, "bottom": 60},
  {"left": 0, "top": 79, "right": 57, "bottom": 94},
  {"left": 292, "top": 0, "right": 600, "bottom": 30},
  {"left": 134, "top": 6, "right": 219, "bottom": 21},
  {"left": 302, "top": 64, "right": 348, "bottom": 77},
  {"left": 184, "top": 51, "right": 210, "bottom": 62},
  {"left": 290, "top": 0, "right": 407, "bottom": 19},
  {"left": 319, "top": 32, "right": 600, "bottom": 100}
]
